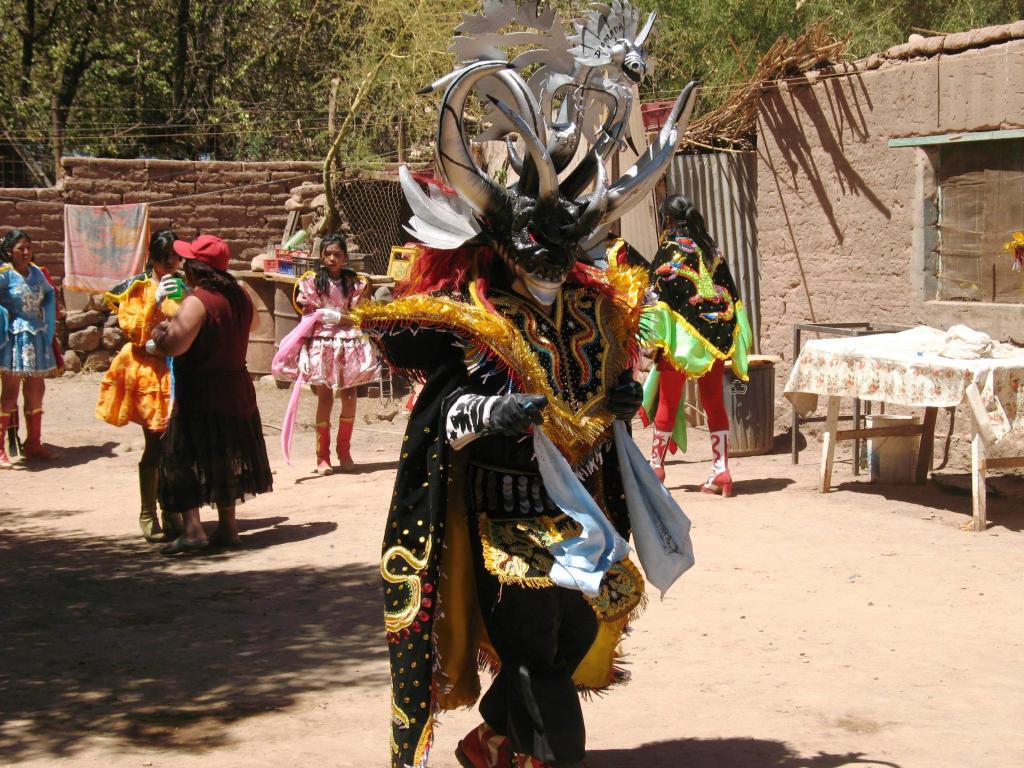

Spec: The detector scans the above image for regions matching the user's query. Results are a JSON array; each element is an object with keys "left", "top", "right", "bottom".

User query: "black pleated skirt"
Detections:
[{"left": 159, "top": 407, "right": 273, "bottom": 513}]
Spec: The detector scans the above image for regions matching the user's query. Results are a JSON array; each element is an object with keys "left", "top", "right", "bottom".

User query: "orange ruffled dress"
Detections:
[{"left": 95, "top": 275, "right": 178, "bottom": 432}]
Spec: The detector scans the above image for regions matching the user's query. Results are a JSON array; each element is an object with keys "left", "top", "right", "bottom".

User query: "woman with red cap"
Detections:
[{"left": 149, "top": 234, "right": 273, "bottom": 554}]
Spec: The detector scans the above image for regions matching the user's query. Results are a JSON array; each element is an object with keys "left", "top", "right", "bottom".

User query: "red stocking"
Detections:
[
  {"left": 654, "top": 360, "right": 686, "bottom": 433},
  {"left": 697, "top": 359, "right": 729, "bottom": 433}
]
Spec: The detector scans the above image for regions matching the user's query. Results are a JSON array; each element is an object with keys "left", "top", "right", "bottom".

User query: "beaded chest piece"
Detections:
[{"left": 491, "top": 286, "right": 614, "bottom": 417}]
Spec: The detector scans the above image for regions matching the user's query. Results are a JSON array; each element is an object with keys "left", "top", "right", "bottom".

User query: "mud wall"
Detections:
[{"left": 0, "top": 157, "right": 323, "bottom": 279}]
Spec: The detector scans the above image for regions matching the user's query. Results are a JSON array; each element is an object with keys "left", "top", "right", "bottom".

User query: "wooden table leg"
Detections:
[
  {"left": 915, "top": 406, "right": 938, "bottom": 484},
  {"left": 820, "top": 396, "right": 841, "bottom": 493},
  {"left": 853, "top": 398, "right": 861, "bottom": 476},
  {"left": 971, "top": 431, "right": 987, "bottom": 532}
]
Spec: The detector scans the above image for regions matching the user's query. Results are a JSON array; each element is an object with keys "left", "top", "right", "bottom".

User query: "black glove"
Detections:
[
  {"left": 485, "top": 394, "right": 549, "bottom": 436},
  {"left": 606, "top": 380, "right": 643, "bottom": 421}
]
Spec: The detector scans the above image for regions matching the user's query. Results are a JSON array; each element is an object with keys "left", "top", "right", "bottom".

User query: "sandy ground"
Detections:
[{"left": 2, "top": 373, "right": 1023, "bottom": 768}]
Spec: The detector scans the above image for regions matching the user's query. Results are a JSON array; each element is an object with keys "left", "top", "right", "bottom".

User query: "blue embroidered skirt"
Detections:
[{"left": 0, "top": 329, "right": 56, "bottom": 375}]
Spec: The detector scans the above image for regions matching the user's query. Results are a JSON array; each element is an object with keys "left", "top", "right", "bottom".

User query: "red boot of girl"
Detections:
[{"left": 701, "top": 429, "right": 733, "bottom": 497}]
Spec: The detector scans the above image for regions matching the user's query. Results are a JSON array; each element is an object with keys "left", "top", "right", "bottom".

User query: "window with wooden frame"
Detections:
[{"left": 934, "top": 138, "right": 1024, "bottom": 303}]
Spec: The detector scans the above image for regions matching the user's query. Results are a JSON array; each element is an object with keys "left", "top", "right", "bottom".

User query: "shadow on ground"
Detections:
[
  {"left": 0, "top": 520, "right": 387, "bottom": 762},
  {"left": 292, "top": 458, "right": 399, "bottom": 485},
  {"left": 14, "top": 441, "right": 119, "bottom": 471},
  {"left": 670, "top": 477, "right": 796, "bottom": 496},
  {"left": 835, "top": 473, "right": 1024, "bottom": 532},
  {"left": 590, "top": 737, "right": 901, "bottom": 768}
]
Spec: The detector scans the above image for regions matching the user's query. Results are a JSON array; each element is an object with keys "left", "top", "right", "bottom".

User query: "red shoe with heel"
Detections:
[
  {"left": 701, "top": 430, "right": 734, "bottom": 497},
  {"left": 455, "top": 723, "right": 511, "bottom": 768}
]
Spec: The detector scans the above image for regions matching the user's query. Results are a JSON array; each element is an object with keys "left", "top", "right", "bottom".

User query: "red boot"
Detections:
[
  {"left": 649, "top": 428, "right": 671, "bottom": 483},
  {"left": 22, "top": 409, "right": 56, "bottom": 461},
  {"left": 0, "top": 411, "right": 13, "bottom": 469},
  {"left": 455, "top": 722, "right": 511, "bottom": 768},
  {"left": 701, "top": 429, "right": 733, "bottom": 497},
  {"left": 335, "top": 415, "right": 355, "bottom": 472},
  {"left": 315, "top": 422, "right": 333, "bottom": 475}
]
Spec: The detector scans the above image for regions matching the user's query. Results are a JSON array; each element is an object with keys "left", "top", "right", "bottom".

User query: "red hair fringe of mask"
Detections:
[{"left": 395, "top": 245, "right": 622, "bottom": 313}]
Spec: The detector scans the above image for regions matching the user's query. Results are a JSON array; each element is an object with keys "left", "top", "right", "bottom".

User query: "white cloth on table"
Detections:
[{"left": 784, "top": 325, "right": 1024, "bottom": 442}]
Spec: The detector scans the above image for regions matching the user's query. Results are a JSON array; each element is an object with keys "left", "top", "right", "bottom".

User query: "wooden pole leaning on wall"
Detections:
[
  {"left": 328, "top": 78, "right": 341, "bottom": 136},
  {"left": 315, "top": 0, "right": 426, "bottom": 241},
  {"left": 50, "top": 94, "right": 65, "bottom": 185}
]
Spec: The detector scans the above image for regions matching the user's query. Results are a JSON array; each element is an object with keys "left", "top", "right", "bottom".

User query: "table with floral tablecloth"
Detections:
[{"left": 784, "top": 326, "right": 1024, "bottom": 530}]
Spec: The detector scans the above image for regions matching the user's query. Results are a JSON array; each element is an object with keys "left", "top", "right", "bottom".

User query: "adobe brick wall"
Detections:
[
  {"left": 756, "top": 34, "right": 1024, "bottom": 467},
  {"left": 0, "top": 157, "right": 322, "bottom": 280}
]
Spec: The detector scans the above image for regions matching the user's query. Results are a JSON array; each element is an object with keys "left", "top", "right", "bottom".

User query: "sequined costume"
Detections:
[
  {"left": 96, "top": 273, "right": 178, "bottom": 431},
  {"left": 358, "top": 2, "right": 698, "bottom": 763},
  {"left": 0, "top": 263, "right": 56, "bottom": 375},
  {"left": 356, "top": 251, "right": 690, "bottom": 768},
  {"left": 638, "top": 234, "right": 753, "bottom": 455},
  {"left": 274, "top": 271, "right": 379, "bottom": 390}
]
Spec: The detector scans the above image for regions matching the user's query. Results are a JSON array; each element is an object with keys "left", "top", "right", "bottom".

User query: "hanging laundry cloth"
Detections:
[{"left": 63, "top": 203, "right": 150, "bottom": 292}]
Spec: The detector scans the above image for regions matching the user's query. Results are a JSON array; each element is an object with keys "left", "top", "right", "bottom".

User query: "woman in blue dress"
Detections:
[{"left": 0, "top": 230, "right": 57, "bottom": 468}]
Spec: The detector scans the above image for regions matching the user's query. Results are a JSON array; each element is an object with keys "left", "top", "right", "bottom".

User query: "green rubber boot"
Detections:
[{"left": 138, "top": 465, "right": 163, "bottom": 542}]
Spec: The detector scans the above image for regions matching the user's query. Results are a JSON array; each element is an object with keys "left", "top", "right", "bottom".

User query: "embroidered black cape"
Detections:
[{"left": 355, "top": 260, "right": 647, "bottom": 768}]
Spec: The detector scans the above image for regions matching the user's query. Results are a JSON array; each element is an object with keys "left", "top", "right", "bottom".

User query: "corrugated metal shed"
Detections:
[{"left": 667, "top": 151, "right": 761, "bottom": 351}]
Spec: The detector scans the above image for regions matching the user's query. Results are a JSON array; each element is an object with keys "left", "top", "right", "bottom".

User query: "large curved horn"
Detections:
[
  {"left": 573, "top": 151, "right": 608, "bottom": 237},
  {"left": 487, "top": 96, "right": 559, "bottom": 205},
  {"left": 494, "top": 69, "right": 547, "bottom": 147},
  {"left": 559, "top": 115, "right": 625, "bottom": 201},
  {"left": 506, "top": 137, "right": 525, "bottom": 175},
  {"left": 600, "top": 80, "right": 701, "bottom": 226},
  {"left": 434, "top": 61, "right": 513, "bottom": 217}
]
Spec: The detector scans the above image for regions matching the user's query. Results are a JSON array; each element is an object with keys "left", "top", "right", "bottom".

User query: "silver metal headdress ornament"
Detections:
[{"left": 400, "top": 0, "right": 700, "bottom": 297}]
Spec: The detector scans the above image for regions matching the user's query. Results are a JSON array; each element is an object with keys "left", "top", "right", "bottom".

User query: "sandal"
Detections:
[{"left": 161, "top": 536, "right": 209, "bottom": 556}]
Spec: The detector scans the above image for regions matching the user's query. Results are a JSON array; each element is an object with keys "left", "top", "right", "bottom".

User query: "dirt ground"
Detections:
[{"left": 2, "top": 373, "right": 1023, "bottom": 768}]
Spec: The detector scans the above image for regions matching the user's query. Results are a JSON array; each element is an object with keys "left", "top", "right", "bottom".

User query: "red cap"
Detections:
[{"left": 173, "top": 234, "right": 231, "bottom": 271}]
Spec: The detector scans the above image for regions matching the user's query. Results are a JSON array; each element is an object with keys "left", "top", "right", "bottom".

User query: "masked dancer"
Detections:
[
  {"left": 639, "top": 195, "right": 753, "bottom": 495},
  {"left": 355, "top": 40, "right": 697, "bottom": 767}
]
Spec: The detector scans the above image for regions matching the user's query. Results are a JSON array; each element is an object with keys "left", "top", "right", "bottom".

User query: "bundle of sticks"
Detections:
[{"left": 683, "top": 22, "right": 850, "bottom": 152}]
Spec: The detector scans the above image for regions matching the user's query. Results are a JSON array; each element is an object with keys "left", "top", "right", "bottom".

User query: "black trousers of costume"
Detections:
[{"left": 470, "top": 521, "right": 598, "bottom": 767}]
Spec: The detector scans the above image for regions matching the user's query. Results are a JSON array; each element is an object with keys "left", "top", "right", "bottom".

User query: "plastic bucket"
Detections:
[{"left": 867, "top": 414, "right": 921, "bottom": 484}]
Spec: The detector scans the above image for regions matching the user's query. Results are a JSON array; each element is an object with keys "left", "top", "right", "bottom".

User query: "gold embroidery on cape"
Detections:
[
  {"left": 478, "top": 513, "right": 583, "bottom": 588},
  {"left": 584, "top": 558, "right": 646, "bottom": 622},
  {"left": 353, "top": 262, "right": 646, "bottom": 467},
  {"left": 381, "top": 537, "right": 431, "bottom": 634}
]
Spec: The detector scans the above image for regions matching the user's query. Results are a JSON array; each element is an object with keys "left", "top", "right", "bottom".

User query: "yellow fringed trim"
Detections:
[
  {"left": 355, "top": 278, "right": 646, "bottom": 467},
  {"left": 103, "top": 274, "right": 149, "bottom": 311},
  {"left": 291, "top": 270, "right": 317, "bottom": 314},
  {"left": 642, "top": 299, "right": 750, "bottom": 382}
]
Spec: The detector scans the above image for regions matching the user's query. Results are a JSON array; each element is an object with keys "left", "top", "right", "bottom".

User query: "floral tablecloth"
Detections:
[{"left": 785, "top": 326, "right": 1024, "bottom": 440}]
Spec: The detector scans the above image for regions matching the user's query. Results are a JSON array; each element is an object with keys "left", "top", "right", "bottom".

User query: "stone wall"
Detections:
[
  {"left": 0, "top": 157, "right": 323, "bottom": 280},
  {"left": 756, "top": 28, "right": 1024, "bottom": 464}
]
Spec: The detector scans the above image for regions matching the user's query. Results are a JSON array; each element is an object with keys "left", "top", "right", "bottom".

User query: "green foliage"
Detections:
[
  {"left": 646, "top": 0, "right": 1023, "bottom": 111},
  {"left": 0, "top": 0, "right": 1021, "bottom": 174}
]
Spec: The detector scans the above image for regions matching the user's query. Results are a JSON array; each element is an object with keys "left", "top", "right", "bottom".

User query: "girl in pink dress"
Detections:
[{"left": 288, "top": 235, "right": 379, "bottom": 473}]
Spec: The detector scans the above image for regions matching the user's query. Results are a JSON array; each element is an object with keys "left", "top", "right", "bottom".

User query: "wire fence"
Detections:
[{"left": 335, "top": 178, "right": 409, "bottom": 275}]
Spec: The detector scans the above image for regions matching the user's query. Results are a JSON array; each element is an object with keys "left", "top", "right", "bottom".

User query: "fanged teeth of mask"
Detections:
[{"left": 521, "top": 272, "right": 565, "bottom": 306}]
